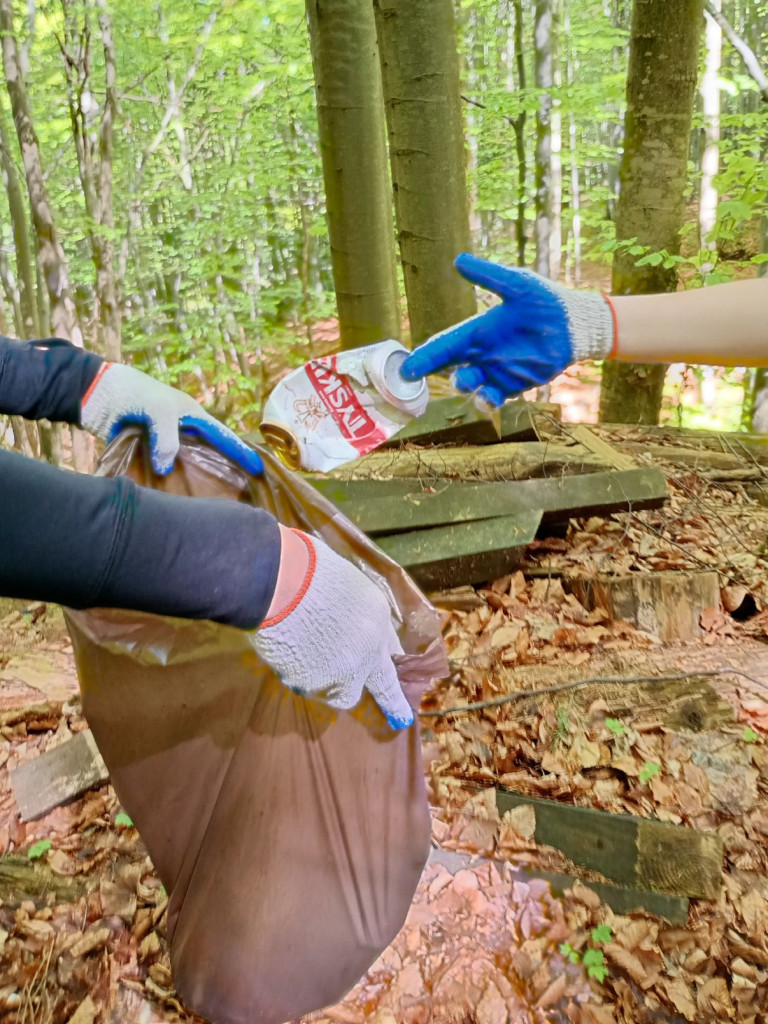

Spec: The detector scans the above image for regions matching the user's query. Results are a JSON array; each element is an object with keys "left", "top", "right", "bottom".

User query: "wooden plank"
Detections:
[
  {"left": 377, "top": 510, "right": 542, "bottom": 589},
  {"left": 0, "top": 855, "right": 90, "bottom": 908},
  {"left": 566, "top": 570, "right": 720, "bottom": 641},
  {"left": 495, "top": 788, "right": 722, "bottom": 899},
  {"left": 565, "top": 425, "right": 637, "bottom": 471},
  {"left": 328, "top": 440, "right": 608, "bottom": 481},
  {"left": 10, "top": 729, "right": 109, "bottom": 821},
  {"left": 311, "top": 467, "right": 668, "bottom": 536},
  {"left": 427, "top": 849, "right": 688, "bottom": 923},
  {"left": 383, "top": 395, "right": 503, "bottom": 447}
]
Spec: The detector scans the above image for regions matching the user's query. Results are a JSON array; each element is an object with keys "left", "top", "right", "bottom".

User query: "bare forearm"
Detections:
[{"left": 612, "top": 279, "right": 768, "bottom": 366}]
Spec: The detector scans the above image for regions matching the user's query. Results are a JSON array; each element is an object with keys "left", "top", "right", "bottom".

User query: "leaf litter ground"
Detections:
[{"left": 2, "top": 465, "right": 768, "bottom": 1022}]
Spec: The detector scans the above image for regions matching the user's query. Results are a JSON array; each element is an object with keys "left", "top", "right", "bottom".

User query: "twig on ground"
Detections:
[{"left": 419, "top": 666, "right": 764, "bottom": 717}]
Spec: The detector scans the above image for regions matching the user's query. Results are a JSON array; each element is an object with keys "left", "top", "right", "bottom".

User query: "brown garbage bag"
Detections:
[{"left": 64, "top": 432, "right": 447, "bottom": 1024}]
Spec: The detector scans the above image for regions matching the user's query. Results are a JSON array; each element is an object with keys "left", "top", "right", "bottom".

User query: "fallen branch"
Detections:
[{"left": 419, "top": 666, "right": 763, "bottom": 717}]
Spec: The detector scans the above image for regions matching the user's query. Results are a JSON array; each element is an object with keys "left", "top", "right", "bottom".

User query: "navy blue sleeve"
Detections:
[
  {"left": 0, "top": 335, "right": 103, "bottom": 424},
  {"left": 0, "top": 449, "right": 280, "bottom": 629}
]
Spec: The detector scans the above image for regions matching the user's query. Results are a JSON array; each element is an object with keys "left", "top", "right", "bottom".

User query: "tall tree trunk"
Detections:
[
  {"left": 512, "top": 0, "right": 527, "bottom": 266},
  {"left": 306, "top": 0, "right": 400, "bottom": 350},
  {"left": 59, "top": 0, "right": 121, "bottom": 362},
  {"left": 534, "top": 0, "right": 553, "bottom": 277},
  {"left": 599, "top": 0, "right": 703, "bottom": 426},
  {"left": 0, "top": 110, "right": 37, "bottom": 336},
  {"left": 0, "top": 0, "right": 82, "bottom": 348},
  {"left": 564, "top": 0, "right": 581, "bottom": 285},
  {"left": 549, "top": 0, "right": 562, "bottom": 281},
  {"left": 373, "top": 0, "right": 476, "bottom": 345},
  {"left": 700, "top": 0, "right": 722, "bottom": 249},
  {"left": 0, "top": 0, "right": 84, "bottom": 468}
]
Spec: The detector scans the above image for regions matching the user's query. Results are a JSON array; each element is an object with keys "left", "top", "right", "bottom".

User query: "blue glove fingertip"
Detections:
[
  {"left": 385, "top": 709, "right": 414, "bottom": 731},
  {"left": 475, "top": 384, "right": 507, "bottom": 409},
  {"left": 451, "top": 365, "right": 486, "bottom": 394}
]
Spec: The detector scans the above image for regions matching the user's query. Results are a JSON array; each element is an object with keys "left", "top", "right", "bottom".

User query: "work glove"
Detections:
[
  {"left": 401, "top": 253, "right": 617, "bottom": 407},
  {"left": 80, "top": 362, "right": 263, "bottom": 476},
  {"left": 251, "top": 528, "right": 413, "bottom": 731}
]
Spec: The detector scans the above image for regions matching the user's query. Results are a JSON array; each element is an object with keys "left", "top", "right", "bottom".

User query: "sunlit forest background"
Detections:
[{"left": 0, "top": 0, "right": 766, "bottom": 454}]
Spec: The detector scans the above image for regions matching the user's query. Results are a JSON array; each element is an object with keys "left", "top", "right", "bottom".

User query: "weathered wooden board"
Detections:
[
  {"left": 11, "top": 729, "right": 109, "bottom": 821},
  {"left": 428, "top": 848, "right": 689, "bottom": 923},
  {"left": 383, "top": 395, "right": 503, "bottom": 447},
  {"left": 377, "top": 510, "right": 542, "bottom": 589},
  {"left": 383, "top": 397, "right": 544, "bottom": 448},
  {"left": 495, "top": 788, "right": 722, "bottom": 899},
  {"left": 311, "top": 467, "right": 668, "bottom": 536},
  {"left": 566, "top": 570, "right": 721, "bottom": 641}
]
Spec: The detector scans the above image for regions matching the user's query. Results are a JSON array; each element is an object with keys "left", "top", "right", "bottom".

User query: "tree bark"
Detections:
[
  {"left": 512, "top": 0, "right": 527, "bottom": 267},
  {"left": 0, "top": 0, "right": 83, "bottom": 348},
  {"left": 373, "top": 0, "right": 476, "bottom": 345},
  {"left": 59, "top": 0, "right": 121, "bottom": 362},
  {"left": 599, "top": 0, "right": 704, "bottom": 426},
  {"left": 0, "top": 0, "right": 84, "bottom": 468},
  {"left": 534, "top": 0, "right": 553, "bottom": 277},
  {"left": 306, "top": 0, "right": 400, "bottom": 350},
  {"left": 700, "top": 0, "right": 722, "bottom": 248},
  {"left": 0, "top": 109, "right": 37, "bottom": 337}
]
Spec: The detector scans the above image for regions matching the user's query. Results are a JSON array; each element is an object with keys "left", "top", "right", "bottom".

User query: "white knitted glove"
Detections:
[
  {"left": 251, "top": 530, "right": 413, "bottom": 730},
  {"left": 80, "top": 362, "right": 263, "bottom": 476}
]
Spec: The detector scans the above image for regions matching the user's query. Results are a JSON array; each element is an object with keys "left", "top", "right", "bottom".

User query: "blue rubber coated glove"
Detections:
[
  {"left": 81, "top": 362, "right": 263, "bottom": 476},
  {"left": 401, "top": 253, "right": 616, "bottom": 407}
]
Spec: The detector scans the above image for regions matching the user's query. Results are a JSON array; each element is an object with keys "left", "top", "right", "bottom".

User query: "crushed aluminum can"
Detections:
[{"left": 260, "top": 339, "right": 429, "bottom": 472}]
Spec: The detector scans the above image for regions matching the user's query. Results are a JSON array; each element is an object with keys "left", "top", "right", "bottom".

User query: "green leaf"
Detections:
[
  {"left": 27, "top": 839, "right": 52, "bottom": 860},
  {"left": 743, "top": 727, "right": 759, "bottom": 743},
  {"left": 115, "top": 812, "right": 134, "bottom": 828},
  {"left": 591, "top": 924, "right": 612, "bottom": 944},
  {"left": 604, "top": 718, "right": 625, "bottom": 735},
  {"left": 639, "top": 761, "right": 660, "bottom": 783},
  {"left": 583, "top": 948, "right": 608, "bottom": 982},
  {"left": 635, "top": 251, "right": 664, "bottom": 267}
]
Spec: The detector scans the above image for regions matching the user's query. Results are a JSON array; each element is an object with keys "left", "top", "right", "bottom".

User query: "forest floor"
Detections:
[{"left": 2, "top": 448, "right": 768, "bottom": 1023}]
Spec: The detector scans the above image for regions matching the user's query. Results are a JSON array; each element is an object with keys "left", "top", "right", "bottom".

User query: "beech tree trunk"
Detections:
[
  {"left": 59, "top": 0, "right": 121, "bottom": 362},
  {"left": 700, "top": 0, "right": 722, "bottom": 248},
  {"left": 534, "top": 0, "right": 553, "bottom": 277},
  {"left": 305, "top": 0, "right": 400, "bottom": 349},
  {"left": 512, "top": 0, "right": 527, "bottom": 266},
  {"left": 0, "top": 111, "right": 37, "bottom": 337},
  {"left": 599, "top": 0, "right": 704, "bottom": 426},
  {"left": 0, "top": 0, "right": 87, "bottom": 468},
  {"left": 373, "top": 0, "right": 476, "bottom": 345}
]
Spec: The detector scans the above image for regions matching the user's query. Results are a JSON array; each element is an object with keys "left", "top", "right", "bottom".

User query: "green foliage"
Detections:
[
  {"left": 115, "top": 811, "right": 134, "bottom": 828},
  {"left": 27, "top": 839, "right": 52, "bottom": 860},
  {"left": 743, "top": 727, "right": 759, "bottom": 743},
  {"left": 559, "top": 941, "right": 581, "bottom": 964},
  {"left": 604, "top": 717, "right": 625, "bottom": 735},
  {"left": 582, "top": 947, "right": 608, "bottom": 982},
  {"left": 639, "top": 762, "right": 660, "bottom": 783},
  {"left": 591, "top": 923, "right": 612, "bottom": 944}
]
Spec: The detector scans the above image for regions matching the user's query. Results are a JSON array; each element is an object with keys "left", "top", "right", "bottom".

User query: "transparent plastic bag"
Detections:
[{"left": 65, "top": 432, "right": 447, "bottom": 1024}]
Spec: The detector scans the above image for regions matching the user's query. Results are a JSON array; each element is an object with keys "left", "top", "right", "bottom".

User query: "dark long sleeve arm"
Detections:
[
  {"left": 0, "top": 335, "right": 103, "bottom": 424},
  {"left": 0, "top": 449, "right": 280, "bottom": 629}
]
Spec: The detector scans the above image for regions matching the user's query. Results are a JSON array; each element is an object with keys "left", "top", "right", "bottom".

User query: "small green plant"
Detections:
[
  {"left": 639, "top": 761, "right": 660, "bottom": 783},
  {"left": 604, "top": 718, "right": 625, "bottom": 736},
  {"left": 27, "top": 839, "right": 52, "bottom": 860},
  {"left": 591, "top": 923, "right": 612, "bottom": 944},
  {"left": 743, "top": 727, "right": 759, "bottom": 743},
  {"left": 559, "top": 942, "right": 581, "bottom": 965},
  {"left": 115, "top": 812, "right": 134, "bottom": 828},
  {"left": 582, "top": 948, "right": 608, "bottom": 983}
]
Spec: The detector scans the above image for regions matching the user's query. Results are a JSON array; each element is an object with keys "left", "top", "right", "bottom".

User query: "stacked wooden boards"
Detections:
[{"left": 306, "top": 397, "right": 669, "bottom": 590}]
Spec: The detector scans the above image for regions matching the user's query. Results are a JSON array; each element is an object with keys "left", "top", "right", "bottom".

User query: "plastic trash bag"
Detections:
[{"left": 64, "top": 431, "right": 447, "bottom": 1024}]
